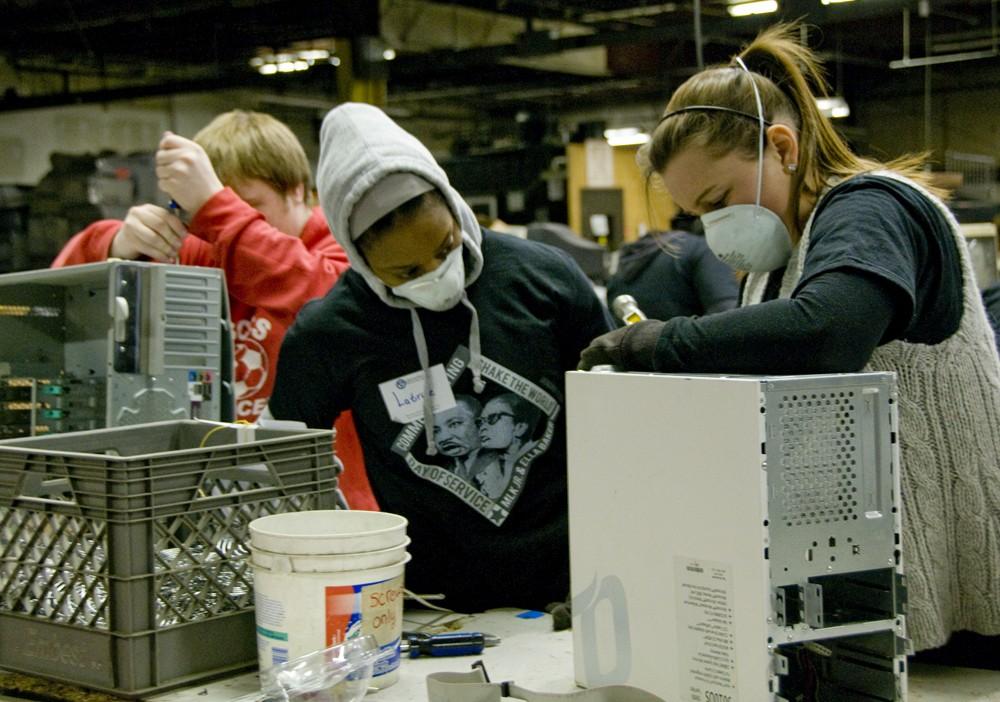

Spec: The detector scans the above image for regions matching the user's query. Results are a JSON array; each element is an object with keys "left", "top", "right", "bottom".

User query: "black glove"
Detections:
[
  {"left": 544, "top": 594, "right": 572, "bottom": 631},
  {"left": 577, "top": 319, "right": 665, "bottom": 371}
]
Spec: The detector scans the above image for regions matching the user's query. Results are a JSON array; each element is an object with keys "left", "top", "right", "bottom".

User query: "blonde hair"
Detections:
[
  {"left": 638, "top": 23, "right": 943, "bottom": 231},
  {"left": 194, "top": 110, "right": 311, "bottom": 194}
]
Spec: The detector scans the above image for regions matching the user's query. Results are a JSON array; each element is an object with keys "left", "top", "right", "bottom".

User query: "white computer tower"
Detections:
[{"left": 567, "top": 371, "right": 906, "bottom": 702}]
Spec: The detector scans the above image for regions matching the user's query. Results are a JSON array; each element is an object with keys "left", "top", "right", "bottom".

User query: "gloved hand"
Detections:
[
  {"left": 155, "top": 131, "right": 225, "bottom": 215},
  {"left": 544, "top": 594, "right": 572, "bottom": 631},
  {"left": 109, "top": 203, "right": 187, "bottom": 262},
  {"left": 577, "top": 319, "right": 665, "bottom": 371}
]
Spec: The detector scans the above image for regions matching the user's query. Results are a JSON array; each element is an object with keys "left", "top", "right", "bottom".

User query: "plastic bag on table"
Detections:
[{"left": 241, "top": 636, "right": 389, "bottom": 702}]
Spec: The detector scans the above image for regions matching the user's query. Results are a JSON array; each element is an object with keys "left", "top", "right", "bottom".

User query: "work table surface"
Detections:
[{"left": 3, "top": 609, "right": 999, "bottom": 702}]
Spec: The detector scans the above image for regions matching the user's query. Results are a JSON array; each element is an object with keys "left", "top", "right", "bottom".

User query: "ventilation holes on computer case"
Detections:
[{"left": 776, "top": 392, "right": 859, "bottom": 526}]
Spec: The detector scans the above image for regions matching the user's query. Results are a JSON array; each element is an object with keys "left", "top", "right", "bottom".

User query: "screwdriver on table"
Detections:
[{"left": 400, "top": 631, "right": 501, "bottom": 658}]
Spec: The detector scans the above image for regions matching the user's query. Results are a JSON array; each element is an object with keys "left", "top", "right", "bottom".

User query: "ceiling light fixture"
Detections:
[
  {"left": 297, "top": 49, "right": 330, "bottom": 63},
  {"left": 250, "top": 42, "right": 339, "bottom": 76},
  {"left": 727, "top": 0, "right": 778, "bottom": 17},
  {"left": 820, "top": 0, "right": 854, "bottom": 4},
  {"left": 604, "top": 127, "right": 651, "bottom": 147}
]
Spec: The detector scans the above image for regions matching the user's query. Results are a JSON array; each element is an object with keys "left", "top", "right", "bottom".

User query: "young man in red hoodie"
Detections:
[{"left": 52, "top": 110, "right": 377, "bottom": 508}]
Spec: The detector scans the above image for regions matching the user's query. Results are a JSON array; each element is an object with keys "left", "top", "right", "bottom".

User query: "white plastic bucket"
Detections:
[
  {"left": 250, "top": 538, "right": 411, "bottom": 573},
  {"left": 250, "top": 510, "right": 408, "bottom": 554},
  {"left": 249, "top": 511, "right": 410, "bottom": 689}
]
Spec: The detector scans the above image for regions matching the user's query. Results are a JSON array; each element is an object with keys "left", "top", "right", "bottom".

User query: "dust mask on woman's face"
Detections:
[
  {"left": 391, "top": 244, "right": 466, "bottom": 311},
  {"left": 701, "top": 56, "right": 792, "bottom": 273}
]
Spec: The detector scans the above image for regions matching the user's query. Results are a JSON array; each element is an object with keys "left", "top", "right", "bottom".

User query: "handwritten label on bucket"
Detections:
[
  {"left": 326, "top": 575, "right": 405, "bottom": 675},
  {"left": 255, "top": 569, "right": 406, "bottom": 681}
]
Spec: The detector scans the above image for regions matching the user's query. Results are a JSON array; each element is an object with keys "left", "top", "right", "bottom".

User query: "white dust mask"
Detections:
[
  {"left": 702, "top": 205, "right": 791, "bottom": 272},
  {"left": 701, "top": 57, "right": 792, "bottom": 273},
  {"left": 391, "top": 244, "right": 466, "bottom": 311}
]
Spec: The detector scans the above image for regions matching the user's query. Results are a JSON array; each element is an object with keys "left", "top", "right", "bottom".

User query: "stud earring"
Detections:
[{"left": 783, "top": 163, "right": 798, "bottom": 174}]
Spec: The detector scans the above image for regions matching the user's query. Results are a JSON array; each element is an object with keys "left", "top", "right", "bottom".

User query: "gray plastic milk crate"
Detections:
[{"left": 0, "top": 420, "right": 341, "bottom": 696}]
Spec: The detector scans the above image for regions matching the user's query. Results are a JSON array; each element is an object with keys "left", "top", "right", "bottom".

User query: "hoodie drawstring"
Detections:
[
  {"left": 409, "top": 296, "right": 485, "bottom": 456},
  {"left": 409, "top": 308, "right": 438, "bottom": 455},
  {"left": 461, "top": 295, "right": 486, "bottom": 394}
]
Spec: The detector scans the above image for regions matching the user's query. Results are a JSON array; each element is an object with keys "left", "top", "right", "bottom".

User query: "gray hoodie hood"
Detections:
[
  {"left": 317, "top": 102, "right": 484, "bottom": 305},
  {"left": 316, "top": 103, "right": 487, "bottom": 454}
]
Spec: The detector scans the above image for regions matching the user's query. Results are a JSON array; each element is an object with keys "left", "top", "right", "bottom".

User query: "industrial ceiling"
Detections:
[{"left": 2, "top": 0, "right": 1000, "bottom": 117}]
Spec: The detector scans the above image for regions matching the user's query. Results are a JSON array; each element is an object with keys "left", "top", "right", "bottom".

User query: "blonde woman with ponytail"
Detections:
[{"left": 580, "top": 23, "right": 1000, "bottom": 652}]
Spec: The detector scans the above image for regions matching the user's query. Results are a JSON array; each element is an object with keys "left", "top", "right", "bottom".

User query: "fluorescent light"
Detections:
[
  {"left": 251, "top": 46, "right": 337, "bottom": 75},
  {"left": 608, "top": 134, "right": 650, "bottom": 146},
  {"left": 816, "top": 96, "right": 850, "bottom": 119},
  {"left": 604, "top": 127, "right": 640, "bottom": 139},
  {"left": 727, "top": 0, "right": 778, "bottom": 16},
  {"left": 820, "top": 0, "right": 854, "bottom": 4},
  {"left": 604, "top": 127, "right": 651, "bottom": 146},
  {"left": 297, "top": 49, "right": 330, "bottom": 62}
]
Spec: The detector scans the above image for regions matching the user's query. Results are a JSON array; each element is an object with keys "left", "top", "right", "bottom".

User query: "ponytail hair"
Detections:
[{"left": 638, "top": 23, "right": 943, "bottom": 231}]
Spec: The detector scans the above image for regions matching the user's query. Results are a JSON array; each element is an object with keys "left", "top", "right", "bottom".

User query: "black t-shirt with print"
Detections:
[
  {"left": 984, "top": 282, "right": 1000, "bottom": 349},
  {"left": 793, "top": 174, "right": 963, "bottom": 343},
  {"left": 650, "top": 174, "right": 965, "bottom": 373},
  {"left": 270, "top": 229, "right": 613, "bottom": 613}
]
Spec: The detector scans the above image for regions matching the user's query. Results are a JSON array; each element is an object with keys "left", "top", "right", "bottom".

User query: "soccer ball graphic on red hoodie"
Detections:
[{"left": 234, "top": 339, "right": 269, "bottom": 400}]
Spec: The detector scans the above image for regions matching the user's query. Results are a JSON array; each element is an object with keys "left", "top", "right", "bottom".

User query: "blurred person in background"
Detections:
[{"left": 606, "top": 212, "right": 738, "bottom": 323}]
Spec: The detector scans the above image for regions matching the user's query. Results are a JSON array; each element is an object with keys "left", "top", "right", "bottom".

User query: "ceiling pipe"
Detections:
[
  {"left": 0, "top": 72, "right": 278, "bottom": 113},
  {"left": 924, "top": 5, "right": 933, "bottom": 154},
  {"left": 995, "top": 0, "right": 999, "bottom": 53},
  {"left": 903, "top": 6, "right": 911, "bottom": 61},
  {"left": 891, "top": 0, "right": 1000, "bottom": 68},
  {"left": 890, "top": 47, "right": 1000, "bottom": 67},
  {"left": 580, "top": 3, "right": 679, "bottom": 23},
  {"left": 393, "top": 0, "right": 917, "bottom": 79},
  {"left": 693, "top": 0, "right": 704, "bottom": 70}
]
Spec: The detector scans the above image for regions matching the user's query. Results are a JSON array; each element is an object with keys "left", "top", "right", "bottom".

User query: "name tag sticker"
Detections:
[{"left": 379, "top": 365, "right": 456, "bottom": 424}]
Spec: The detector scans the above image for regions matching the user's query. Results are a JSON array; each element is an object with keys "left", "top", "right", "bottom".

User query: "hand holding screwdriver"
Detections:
[
  {"left": 155, "top": 131, "right": 224, "bottom": 215},
  {"left": 109, "top": 203, "right": 186, "bottom": 263}
]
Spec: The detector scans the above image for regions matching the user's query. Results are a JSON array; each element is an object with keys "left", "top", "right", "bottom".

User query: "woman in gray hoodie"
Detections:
[{"left": 268, "top": 103, "right": 613, "bottom": 613}]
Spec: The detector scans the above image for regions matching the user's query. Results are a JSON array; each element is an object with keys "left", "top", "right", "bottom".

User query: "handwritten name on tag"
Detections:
[{"left": 378, "top": 365, "right": 456, "bottom": 424}]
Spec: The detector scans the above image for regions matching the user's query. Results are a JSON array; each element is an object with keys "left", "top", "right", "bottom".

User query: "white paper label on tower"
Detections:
[{"left": 674, "top": 556, "right": 739, "bottom": 702}]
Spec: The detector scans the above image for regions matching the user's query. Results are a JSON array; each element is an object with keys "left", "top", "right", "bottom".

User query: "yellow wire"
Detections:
[
  {"left": 196, "top": 420, "right": 256, "bottom": 498},
  {"left": 197, "top": 419, "right": 253, "bottom": 448}
]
